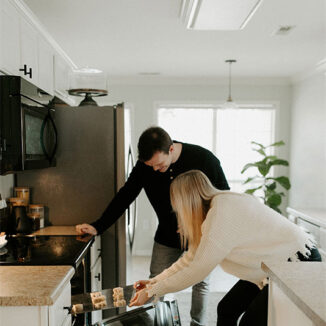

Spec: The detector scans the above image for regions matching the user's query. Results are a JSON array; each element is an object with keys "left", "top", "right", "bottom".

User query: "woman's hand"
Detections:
[
  {"left": 133, "top": 280, "right": 150, "bottom": 291},
  {"left": 129, "top": 288, "right": 152, "bottom": 307},
  {"left": 76, "top": 223, "right": 97, "bottom": 236}
]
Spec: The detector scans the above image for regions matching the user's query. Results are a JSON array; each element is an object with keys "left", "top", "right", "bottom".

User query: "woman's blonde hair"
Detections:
[{"left": 170, "top": 170, "right": 220, "bottom": 249}]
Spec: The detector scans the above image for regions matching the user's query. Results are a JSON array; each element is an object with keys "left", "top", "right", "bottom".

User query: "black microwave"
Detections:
[{"left": 0, "top": 76, "right": 57, "bottom": 175}]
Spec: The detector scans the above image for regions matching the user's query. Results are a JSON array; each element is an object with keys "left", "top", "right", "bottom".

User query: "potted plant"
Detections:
[{"left": 241, "top": 141, "right": 291, "bottom": 214}]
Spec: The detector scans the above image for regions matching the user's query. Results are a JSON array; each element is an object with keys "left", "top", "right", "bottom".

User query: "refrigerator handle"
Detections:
[{"left": 127, "top": 146, "right": 137, "bottom": 251}]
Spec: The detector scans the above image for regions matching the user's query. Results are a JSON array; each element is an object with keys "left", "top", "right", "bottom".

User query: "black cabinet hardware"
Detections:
[
  {"left": 94, "top": 273, "right": 101, "bottom": 281},
  {"left": 19, "top": 64, "right": 32, "bottom": 78}
]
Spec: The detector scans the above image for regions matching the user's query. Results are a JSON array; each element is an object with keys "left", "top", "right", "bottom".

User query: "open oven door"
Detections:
[{"left": 97, "top": 300, "right": 181, "bottom": 326}]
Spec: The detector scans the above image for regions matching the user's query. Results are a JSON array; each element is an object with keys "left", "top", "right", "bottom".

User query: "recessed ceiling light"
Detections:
[{"left": 272, "top": 25, "right": 296, "bottom": 36}]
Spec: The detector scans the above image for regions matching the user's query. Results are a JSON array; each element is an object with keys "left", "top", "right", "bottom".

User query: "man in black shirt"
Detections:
[{"left": 76, "top": 126, "right": 229, "bottom": 326}]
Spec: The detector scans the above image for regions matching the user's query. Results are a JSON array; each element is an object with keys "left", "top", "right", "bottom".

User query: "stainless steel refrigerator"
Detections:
[{"left": 16, "top": 103, "right": 136, "bottom": 319}]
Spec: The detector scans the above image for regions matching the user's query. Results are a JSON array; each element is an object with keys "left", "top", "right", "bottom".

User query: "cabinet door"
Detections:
[
  {"left": 0, "top": 0, "right": 20, "bottom": 74},
  {"left": 38, "top": 36, "right": 54, "bottom": 95},
  {"left": 48, "top": 282, "right": 71, "bottom": 326},
  {"left": 91, "top": 258, "right": 102, "bottom": 324},
  {"left": 54, "top": 54, "right": 70, "bottom": 97},
  {"left": 20, "top": 16, "right": 38, "bottom": 84}
]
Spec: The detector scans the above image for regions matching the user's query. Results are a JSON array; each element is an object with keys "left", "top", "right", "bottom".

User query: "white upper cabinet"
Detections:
[
  {"left": 0, "top": 0, "right": 20, "bottom": 75},
  {"left": 20, "top": 16, "right": 38, "bottom": 84},
  {"left": 38, "top": 36, "right": 54, "bottom": 95},
  {"left": 0, "top": 0, "right": 76, "bottom": 104},
  {"left": 54, "top": 54, "right": 71, "bottom": 98}
]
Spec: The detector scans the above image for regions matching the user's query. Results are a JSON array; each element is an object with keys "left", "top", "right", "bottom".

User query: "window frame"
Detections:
[{"left": 154, "top": 100, "right": 280, "bottom": 189}]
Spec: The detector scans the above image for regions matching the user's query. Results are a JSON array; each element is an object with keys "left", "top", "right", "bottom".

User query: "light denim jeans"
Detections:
[{"left": 150, "top": 241, "right": 210, "bottom": 326}]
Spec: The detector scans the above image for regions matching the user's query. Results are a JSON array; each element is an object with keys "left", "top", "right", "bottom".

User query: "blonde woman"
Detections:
[{"left": 129, "top": 170, "right": 321, "bottom": 326}]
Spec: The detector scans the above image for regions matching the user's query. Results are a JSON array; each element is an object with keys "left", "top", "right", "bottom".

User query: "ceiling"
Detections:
[{"left": 24, "top": 0, "right": 325, "bottom": 80}]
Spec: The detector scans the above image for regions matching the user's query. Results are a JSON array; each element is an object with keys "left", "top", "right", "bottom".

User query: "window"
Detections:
[{"left": 157, "top": 105, "right": 276, "bottom": 192}]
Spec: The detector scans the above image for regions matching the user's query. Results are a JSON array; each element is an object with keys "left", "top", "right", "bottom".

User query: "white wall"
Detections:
[
  {"left": 0, "top": 174, "right": 14, "bottom": 199},
  {"left": 103, "top": 79, "right": 293, "bottom": 255},
  {"left": 289, "top": 72, "right": 326, "bottom": 208}
]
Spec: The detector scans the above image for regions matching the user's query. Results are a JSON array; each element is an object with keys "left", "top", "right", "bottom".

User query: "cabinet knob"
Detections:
[{"left": 94, "top": 273, "right": 101, "bottom": 282}]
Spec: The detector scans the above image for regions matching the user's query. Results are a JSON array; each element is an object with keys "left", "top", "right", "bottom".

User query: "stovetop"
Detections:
[{"left": 0, "top": 235, "right": 94, "bottom": 268}]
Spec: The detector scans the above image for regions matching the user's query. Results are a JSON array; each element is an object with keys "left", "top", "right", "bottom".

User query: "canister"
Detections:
[
  {"left": 29, "top": 204, "right": 44, "bottom": 228},
  {"left": 28, "top": 213, "right": 41, "bottom": 231},
  {"left": 14, "top": 187, "right": 30, "bottom": 206}
]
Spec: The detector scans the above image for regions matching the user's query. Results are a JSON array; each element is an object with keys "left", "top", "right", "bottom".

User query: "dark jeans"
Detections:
[{"left": 216, "top": 248, "right": 322, "bottom": 326}]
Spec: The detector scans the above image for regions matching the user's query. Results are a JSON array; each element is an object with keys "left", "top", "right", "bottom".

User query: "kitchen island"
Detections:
[{"left": 262, "top": 262, "right": 326, "bottom": 326}]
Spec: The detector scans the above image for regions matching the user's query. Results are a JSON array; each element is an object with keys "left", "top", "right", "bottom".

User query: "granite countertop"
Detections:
[
  {"left": 0, "top": 265, "right": 74, "bottom": 306},
  {"left": 262, "top": 262, "right": 326, "bottom": 326},
  {"left": 287, "top": 207, "right": 326, "bottom": 228},
  {"left": 33, "top": 225, "right": 78, "bottom": 236}
]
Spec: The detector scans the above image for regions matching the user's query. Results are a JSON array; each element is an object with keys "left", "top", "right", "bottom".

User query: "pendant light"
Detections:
[{"left": 222, "top": 59, "right": 238, "bottom": 109}]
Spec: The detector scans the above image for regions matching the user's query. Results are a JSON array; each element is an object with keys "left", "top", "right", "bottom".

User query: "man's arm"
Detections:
[
  {"left": 90, "top": 160, "right": 144, "bottom": 234},
  {"left": 203, "top": 151, "right": 230, "bottom": 190}
]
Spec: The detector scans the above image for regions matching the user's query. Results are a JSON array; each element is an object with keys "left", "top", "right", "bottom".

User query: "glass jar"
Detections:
[
  {"left": 14, "top": 187, "right": 30, "bottom": 206},
  {"left": 29, "top": 204, "right": 44, "bottom": 228},
  {"left": 28, "top": 213, "right": 41, "bottom": 231}
]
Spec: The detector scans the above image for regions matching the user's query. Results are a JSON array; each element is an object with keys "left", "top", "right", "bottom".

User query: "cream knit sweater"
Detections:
[{"left": 147, "top": 192, "right": 314, "bottom": 298}]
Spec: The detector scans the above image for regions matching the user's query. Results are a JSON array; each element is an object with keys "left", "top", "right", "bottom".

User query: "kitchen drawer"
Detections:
[
  {"left": 90, "top": 235, "right": 101, "bottom": 269},
  {"left": 49, "top": 282, "right": 71, "bottom": 326},
  {"left": 296, "top": 217, "right": 320, "bottom": 247}
]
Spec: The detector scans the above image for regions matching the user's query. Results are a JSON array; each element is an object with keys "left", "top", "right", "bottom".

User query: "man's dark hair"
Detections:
[{"left": 138, "top": 127, "right": 173, "bottom": 162}]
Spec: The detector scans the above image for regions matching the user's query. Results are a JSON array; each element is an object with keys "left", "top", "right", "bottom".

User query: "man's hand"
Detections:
[
  {"left": 129, "top": 288, "right": 152, "bottom": 307},
  {"left": 133, "top": 280, "right": 150, "bottom": 291},
  {"left": 76, "top": 223, "right": 97, "bottom": 236}
]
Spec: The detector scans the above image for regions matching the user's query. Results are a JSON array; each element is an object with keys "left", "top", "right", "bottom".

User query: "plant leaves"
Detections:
[
  {"left": 274, "top": 176, "right": 291, "bottom": 190},
  {"left": 257, "top": 162, "right": 271, "bottom": 176},
  {"left": 265, "top": 155, "right": 277, "bottom": 160},
  {"left": 253, "top": 148, "right": 266, "bottom": 156},
  {"left": 245, "top": 185, "right": 263, "bottom": 194},
  {"left": 266, "top": 194, "right": 282, "bottom": 206},
  {"left": 243, "top": 177, "right": 257, "bottom": 184},
  {"left": 267, "top": 140, "right": 285, "bottom": 148},
  {"left": 265, "top": 182, "right": 276, "bottom": 191},
  {"left": 241, "top": 163, "right": 260, "bottom": 174},
  {"left": 270, "top": 159, "right": 289, "bottom": 167},
  {"left": 251, "top": 141, "right": 265, "bottom": 149}
]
